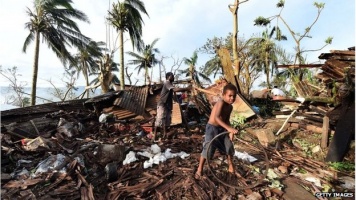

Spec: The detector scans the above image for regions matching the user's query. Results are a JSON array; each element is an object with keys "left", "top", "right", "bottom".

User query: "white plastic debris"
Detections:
[
  {"left": 123, "top": 151, "right": 137, "bottom": 165},
  {"left": 153, "top": 153, "right": 166, "bottom": 164},
  {"left": 150, "top": 144, "right": 161, "bottom": 154},
  {"left": 164, "top": 148, "right": 175, "bottom": 159},
  {"left": 143, "top": 158, "right": 153, "bottom": 169},
  {"left": 137, "top": 151, "right": 153, "bottom": 158},
  {"left": 177, "top": 151, "right": 190, "bottom": 159},
  {"left": 35, "top": 154, "right": 67, "bottom": 175},
  {"left": 338, "top": 176, "right": 355, "bottom": 190},
  {"left": 234, "top": 150, "right": 258, "bottom": 162},
  {"left": 131, "top": 145, "right": 190, "bottom": 169},
  {"left": 98, "top": 113, "right": 113, "bottom": 123}
]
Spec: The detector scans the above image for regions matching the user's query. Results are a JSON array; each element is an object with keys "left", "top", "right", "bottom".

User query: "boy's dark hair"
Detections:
[
  {"left": 166, "top": 72, "right": 174, "bottom": 79},
  {"left": 222, "top": 84, "right": 237, "bottom": 94}
]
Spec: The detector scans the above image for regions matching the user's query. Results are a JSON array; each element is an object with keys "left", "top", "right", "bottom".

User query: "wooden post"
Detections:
[{"left": 321, "top": 116, "right": 330, "bottom": 148}]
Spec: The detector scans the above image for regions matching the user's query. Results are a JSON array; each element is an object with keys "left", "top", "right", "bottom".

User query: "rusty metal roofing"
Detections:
[
  {"left": 113, "top": 86, "right": 149, "bottom": 116},
  {"left": 1, "top": 99, "right": 88, "bottom": 125}
]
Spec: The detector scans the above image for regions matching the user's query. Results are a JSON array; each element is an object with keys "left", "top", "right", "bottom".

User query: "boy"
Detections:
[{"left": 196, "top": 84, "right": 239, "bottom": 177}]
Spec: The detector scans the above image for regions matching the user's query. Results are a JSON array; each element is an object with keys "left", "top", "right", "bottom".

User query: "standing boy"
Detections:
[
  {"left": 196, "top": 83, "right": 239, "bottom": 177},
  {"left": 153, "top": 72, "right": 191, "bottom": 140}
]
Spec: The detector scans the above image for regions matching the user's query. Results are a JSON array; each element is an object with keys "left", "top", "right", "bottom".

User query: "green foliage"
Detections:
[
  {"left": 325, "top": 37, "right": 333, "bottom": 44},
  {"left": 328, "top": 162, "right": 355, "bottom": 172},
  {"left": 276, "top": 0, "right": 285, "bottom": 8},
  {"left": 254, "top": 16, "right": 271, "bottom": 26},
  {"left": 230, "top": 111, "right": 246, "bottom": 129},
  {"left": 314, "top": 2, "right": 325, "bottom": 9}
]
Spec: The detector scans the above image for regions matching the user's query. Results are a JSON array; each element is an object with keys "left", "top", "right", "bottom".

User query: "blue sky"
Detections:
[{"left": 0, "top": 0, "right": 354, "bottom": 88}]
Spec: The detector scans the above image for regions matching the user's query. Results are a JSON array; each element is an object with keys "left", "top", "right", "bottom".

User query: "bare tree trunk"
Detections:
[
  {"left": 31, "top": 31, "right": 40, "bottom": 106},
  {"left": 265, "top": 56, "right": 271, "bottom": 89},
  {"left": 83, "top": 62, "right": 90, "bottom": 98},
  {"left": 119, "top": 30, "right": 125, "bottom": 90},
  {"left": 231, "top": 0, "right": 239, "bottom": 78}
]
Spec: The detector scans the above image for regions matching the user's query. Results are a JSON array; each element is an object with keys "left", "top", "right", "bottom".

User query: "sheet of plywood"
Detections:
[{"left": 171, "top": 101, "right": 182, "bottom": 125}]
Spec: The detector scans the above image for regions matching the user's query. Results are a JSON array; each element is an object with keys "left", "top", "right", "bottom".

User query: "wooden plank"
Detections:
[
  {"left": 216, "top": 47, "right": 237, "bottom": 86},
  {"left": 329, "top": 50, "right": 356, "bottom": 55},
  {"left": 321, "top": 116, "right": 330, "bottom": 148},
  {"left": 276, "top": 64, "right": 323, "bottom": 68}
]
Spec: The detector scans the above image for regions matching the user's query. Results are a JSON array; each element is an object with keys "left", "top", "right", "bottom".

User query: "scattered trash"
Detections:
[
  {"left": 252, "top": 105, "right": 260, "bottom": 114},
  {"left": 188, "top": 121, "right": 198, "bottom": 126},
  {"left": 234, "top": 150, "right": 258, "bottom": 162},
  {"left": 21, "top": 137, "right": 49, "bottom": 151},
  {"left": 34, "top": 154, "right": 67, "bottom": 175},
  {"left": 99, "top": 113, "right": 114, "bottom": 123},
  {"left": 105, "top": 162, "right": 118, "bottom": 182},
  {"left": 57, "top": 118, "right": 83, "bottom": 138},
  {"left": 133, "top": 145, "right": 190, "bottom": 169},
  {"left": 123, "top": 151, "right": 137, "bottom": 165},
  {"left": 338, "top": 176, "right": 355, "bottom": 190},
  {"left": 96, "top": 144, "right": 126, "bottom": 166}
]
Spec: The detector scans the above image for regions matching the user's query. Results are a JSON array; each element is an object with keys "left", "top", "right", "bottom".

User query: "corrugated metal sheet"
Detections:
[
  {"left": 113, "top": 86, "right": 149, "bottom": 116},
  {"left": 102, "top": 106, "right": 136, "bottom": 120}
]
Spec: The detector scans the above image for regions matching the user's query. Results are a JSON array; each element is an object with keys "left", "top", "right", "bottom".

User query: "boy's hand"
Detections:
[
  {"left": 228, "top": 128, "right": 238, "bottom": 140},
  {"left": 227, "top": 127, "right": 238, "bottom": 134}
]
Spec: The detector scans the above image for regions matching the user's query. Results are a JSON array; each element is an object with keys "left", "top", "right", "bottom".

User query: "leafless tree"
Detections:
[
  {"left": 0, "top": 66, "right": 29, "bottom": 107},
  {"left": 159, "top": 55, "right": 185, "bottom": 82},
  {"left": 46, "top": 70, "right": 78, "bottom": 102}
]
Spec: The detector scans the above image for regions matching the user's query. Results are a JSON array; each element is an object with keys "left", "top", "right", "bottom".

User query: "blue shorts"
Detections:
[{"left": 201, "top": 123, "right": 234, "bottom": 159}]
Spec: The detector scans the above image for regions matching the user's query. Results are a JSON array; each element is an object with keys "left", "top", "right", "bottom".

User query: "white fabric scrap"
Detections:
[{"left": 234, "top": 150, "right": 258, "bottom": 162}]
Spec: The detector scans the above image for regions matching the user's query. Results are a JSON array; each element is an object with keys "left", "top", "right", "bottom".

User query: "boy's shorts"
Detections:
[
  {"left": 154, "top": 105, "right": 172, "bottom": 127},
  {"left": 201, "top": 123, "right": 234, "bottom": 159}
]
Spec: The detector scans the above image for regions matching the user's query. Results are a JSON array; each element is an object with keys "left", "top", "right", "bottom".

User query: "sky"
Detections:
[{"left": 0, "top": 0, "right": 355, "bottom": 89}]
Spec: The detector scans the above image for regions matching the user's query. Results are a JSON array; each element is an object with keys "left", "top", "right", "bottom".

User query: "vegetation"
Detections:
[
  {"left": 23, "top": 0, "right": 90, "bottom": 105},
  {"left": 89, "top": 53, "right": 119, "bottom": 93},
  {"left": 248, "top": 27, "right": 286, "bottom": 89},
  {"left": 107, "top": 0, "right": 148, "bottom": 90},
  {"left": 127, "top": 38, "right": 160, "bottom": 85},
  {"left": 253, "top": 0, "right": 332, "bottom": 84},
  {"left": 328, "top": 162, "right": 355, "bottom": 172},
  {"left": 69, "top": 41, "right": 107, "bottom": 97},
  {"left": 0, "top": 66, "right": 30, "bottom": 107},
  {"left": 179, "top": 51, "right": 211, "bottom": 87}
]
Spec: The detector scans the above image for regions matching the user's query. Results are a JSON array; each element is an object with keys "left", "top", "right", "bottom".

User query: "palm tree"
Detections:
[
  {"left": 180, "top": 51, "right": 211, "bottom": 87},
  {"left": 249, "top": 27, "right": 286, "bottom": 89},
  {"left": 23, "top": 0, "right": 90, "bottom": 105},
  {"left": 69, "top": 41, "right": 107, "bottom": 97},
  {"left": 201, "top": 55, "right": 223, "bottom": 78},
  {"left": 107, "top": 0, "right": 148, "bottom": 90},
  {"left": 127, "top": 38, "right": 160, "bottom": 85},
  {"left": 89, "top": 53, "right": 119, "bottom": 93}
]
